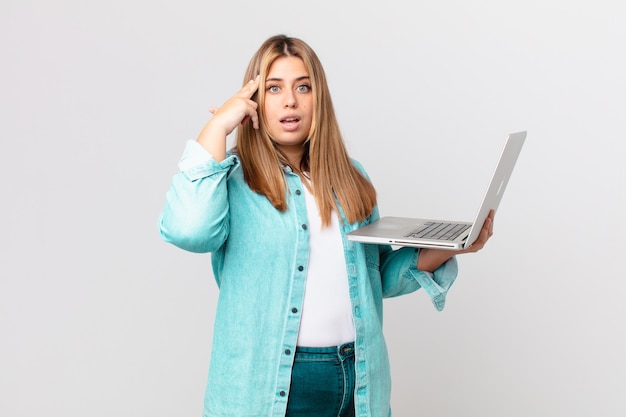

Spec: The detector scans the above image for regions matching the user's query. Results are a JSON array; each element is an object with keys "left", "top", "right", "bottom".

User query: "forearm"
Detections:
[
  {"left": 417, "top": 248, "right": 459, "bottom": 272},
  {"left": 196, "top": 119, "right": 228, "bottom": 162}
]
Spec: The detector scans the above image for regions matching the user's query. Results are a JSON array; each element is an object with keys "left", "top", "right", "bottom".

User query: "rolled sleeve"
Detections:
[
  {"left": 380, "top": 246, "right": 459, "bottom": 311},
  {"left": 178, "top": 140, "right": 237, "bottom": 181},
  {"left": 407, "top": 256, "right": 459, "bottom": 311},
  {"left": 158, "top": 141, "right": 238, "bottom": 253}
]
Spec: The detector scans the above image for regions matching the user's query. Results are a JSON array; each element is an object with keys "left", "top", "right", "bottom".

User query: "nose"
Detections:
[{"left": 284, "top": 91, "right": 297, "bottom": 108}]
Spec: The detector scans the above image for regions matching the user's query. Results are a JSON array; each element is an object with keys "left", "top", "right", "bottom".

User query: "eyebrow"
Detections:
[{"left": 265, "top": 75, "right": 310, "bottom": 83}]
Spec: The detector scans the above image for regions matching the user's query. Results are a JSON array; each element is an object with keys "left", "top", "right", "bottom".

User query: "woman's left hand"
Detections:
[
  {"left": 458, "top": 209, "right": 495, "bottom": 254},
  {"left": 417, "top": 209, "right": 495, "bottom": 272}
]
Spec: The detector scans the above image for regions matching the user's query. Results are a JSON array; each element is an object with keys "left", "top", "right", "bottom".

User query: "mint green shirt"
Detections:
[{"left": 159, "top": 141, "right": 459, "bottom": 417}]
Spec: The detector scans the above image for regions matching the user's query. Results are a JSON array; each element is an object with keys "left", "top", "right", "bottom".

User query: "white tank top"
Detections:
[{"left": 296, "top": 183, "right": 356, "bottom": 347}]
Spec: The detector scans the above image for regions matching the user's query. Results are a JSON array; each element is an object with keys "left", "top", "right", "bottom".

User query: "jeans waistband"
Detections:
[{"left": 295, "top": 342, "right": 355, "bottom": 361}]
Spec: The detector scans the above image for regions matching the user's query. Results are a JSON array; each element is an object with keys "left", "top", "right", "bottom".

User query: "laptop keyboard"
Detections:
[{"left": 404, "top": 222, "right": 470, "bottom": 241}]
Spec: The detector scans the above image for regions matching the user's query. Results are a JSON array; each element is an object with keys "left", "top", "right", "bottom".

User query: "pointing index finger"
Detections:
[{"left": 241, "top": 74, "right": 260, "bottom": 99}]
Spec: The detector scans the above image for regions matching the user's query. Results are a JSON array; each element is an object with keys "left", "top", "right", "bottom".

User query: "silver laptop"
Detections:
[{"left": 347, "top": 131, "right": 526, "bottom": 250}]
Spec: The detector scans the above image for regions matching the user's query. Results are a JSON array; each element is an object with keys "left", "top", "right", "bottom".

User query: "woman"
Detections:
[{"left": 159, "top": 34, "right": 493, "bottom": 417}]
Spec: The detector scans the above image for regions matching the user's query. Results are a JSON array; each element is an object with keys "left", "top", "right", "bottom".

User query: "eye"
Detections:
[
  {"left": 296, "top": 84, "right": 311, "bottom": 93},
  {"left": 267, "top": 85, "right": 280, "bottom": 93}
]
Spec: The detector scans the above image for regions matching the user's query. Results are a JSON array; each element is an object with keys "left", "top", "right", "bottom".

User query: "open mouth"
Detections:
[{"left": 280, "top": 116, "right": 301, "bottom": 131}]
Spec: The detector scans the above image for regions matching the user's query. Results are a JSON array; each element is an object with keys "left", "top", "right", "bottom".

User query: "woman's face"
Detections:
[{"left": 263, "top": 56, "right": 313, "bottom": 159}]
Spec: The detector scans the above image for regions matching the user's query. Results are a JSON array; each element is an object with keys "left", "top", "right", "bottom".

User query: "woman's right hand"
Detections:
[
  {"left": 196, "top": 76, "right": 261, "bottom": 161},
  {"left": 209, "top": 75, "right": 261, "bottom": 135}
]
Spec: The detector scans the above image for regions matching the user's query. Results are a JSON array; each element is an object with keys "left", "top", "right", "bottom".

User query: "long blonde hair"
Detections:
[{"left": 234, "top": 35, "right": 377, "bottom": 226}]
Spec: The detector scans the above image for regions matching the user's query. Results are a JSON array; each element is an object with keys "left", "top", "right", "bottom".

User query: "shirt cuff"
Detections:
[
  {"left": 409, "top": 256, "right": 459, "bottom": 311},
  {"left": 178, "top": 140, "right": 236, "bottom": 181}
]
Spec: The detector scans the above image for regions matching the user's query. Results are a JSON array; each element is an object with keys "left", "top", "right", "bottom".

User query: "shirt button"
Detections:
[
  {"left": 292, "top": 307, "right": 298, "bottom": 313},
  {"left": 285, "top": 349, "right": 291, "bottom": 355},
  {"left": 279, "top": 390, "right": 286, "bottom": 397},
  {"left": 301, "top": 224, "right": 307, "bottom": 230},
  {"left": 295, "top": 189, "right": 301, "bottom": 195},
  {"left": 298, "top": 265, "right": 304, "bottom": 271}
]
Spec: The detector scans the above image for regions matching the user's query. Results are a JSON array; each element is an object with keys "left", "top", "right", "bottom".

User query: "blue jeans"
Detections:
[{"left": 286, "top": 342, "right": 356, "bottom": 417}]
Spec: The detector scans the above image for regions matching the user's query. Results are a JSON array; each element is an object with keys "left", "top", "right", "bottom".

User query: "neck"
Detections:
[{"left": 277, "top": 144, "right": 305, "bottom": 170}]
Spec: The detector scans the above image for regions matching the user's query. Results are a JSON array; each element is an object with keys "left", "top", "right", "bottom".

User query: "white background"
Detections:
[{"left": 1, "top": 0, "right": 625, "bottom": 416}]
